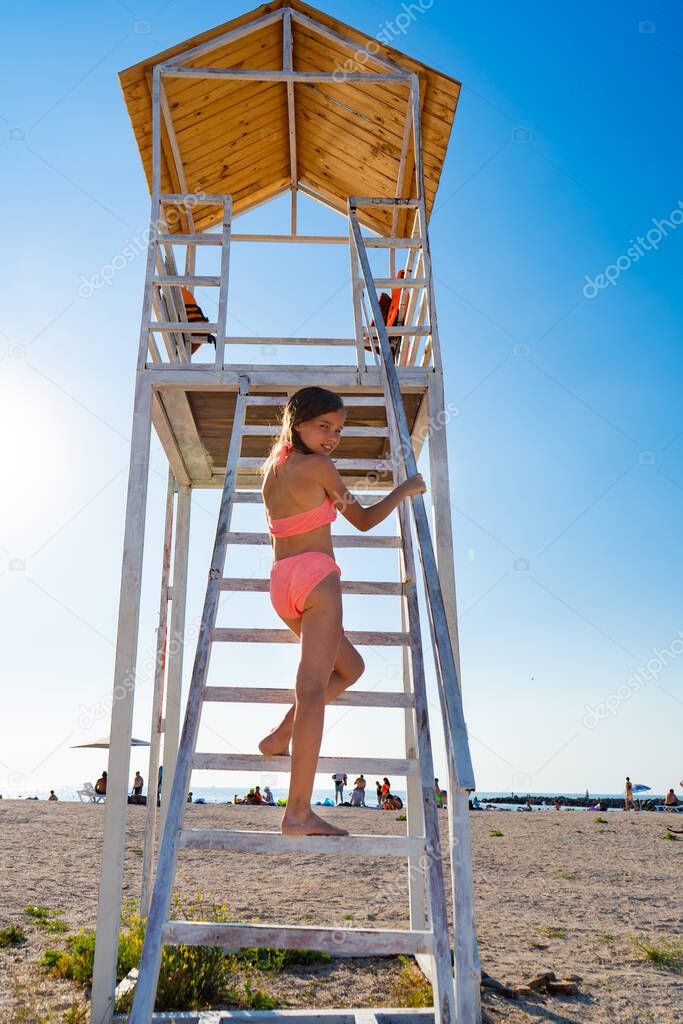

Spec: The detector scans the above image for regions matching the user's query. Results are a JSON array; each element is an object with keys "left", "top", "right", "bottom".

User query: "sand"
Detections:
[{"left": 1, "top": 800, "right": 681, "bottom": 1022}]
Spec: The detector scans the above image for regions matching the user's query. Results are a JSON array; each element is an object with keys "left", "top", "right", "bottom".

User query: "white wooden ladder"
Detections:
[{"left": 127, "top": 374, "right": 467, "bottom": 1023}]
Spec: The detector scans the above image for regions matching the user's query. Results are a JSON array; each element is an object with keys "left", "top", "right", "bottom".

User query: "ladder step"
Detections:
[
  {"left": 350, "top": 197, "right": 422, "bottom": 208},
  {"left": 230, "top": 492, "right": 379, "bottom": 505},
  {"left": 242, "top": 424, "right": 389, "bottom": 437},
  {"left": 238, "top": 458, "right": 394, "bottom": 473},
  {"left": 203, "top": 686, "right": 414, "bottom": 708},
  {"left": 212, "top": 628, "right": 410, "bottom": 646},
  {"left": 224, "top": 532, "right": 401, "bottom": 548},
  {"left": 192, "top": 753, "right": 420, "bottom": 775},
  {"left": 153, "top": 275, "right": 221, "bottom": 286},
  {"left": 230, "top": 492, "right": 264, "bottom": 503},
  {"left": 156, "top": 233, "right": 223, "bottom": 245},
  {"left": 244, "top": 395, "right": 388, "bottom": 407},
  {"left": 363, "top": 326, "right": 430, "bottom": 336},
  {"left": 228, "top": 337, "right": 356, "bottom": 347},
  {"left": 219, "top": 578, "right": 403, "bottom": 595},
  {"left": 372, "top": 278, "right": 427, "bottom": 288},
  {"left": 148, "top": 321, "right": 219, "bottom": 332},
  {"left": 160, "top": 192, "right": 228, "bottom": 204},
  {"left": 364, "top": 236, "right": 424, "bottom": 248},
  {"left": 162, "top": 921, "right": 433, "bottom": 956},
  {"left": 179, "top": 829, "right": 424, "bottom": 857}
]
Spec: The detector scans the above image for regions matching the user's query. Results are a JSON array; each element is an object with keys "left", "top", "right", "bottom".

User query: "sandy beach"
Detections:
[{"left": 1, "top": 799, "right": 681, "bottom": 1022}]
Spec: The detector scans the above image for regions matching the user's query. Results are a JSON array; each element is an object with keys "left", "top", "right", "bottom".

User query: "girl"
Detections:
[{"left": 259, "top": 386, "right": 426, "bottom": 836}]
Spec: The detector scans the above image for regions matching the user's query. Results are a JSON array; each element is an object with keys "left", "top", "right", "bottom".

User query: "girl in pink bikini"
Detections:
[{"left": 259, "top": 386, "right": 426, "bottom": 836}]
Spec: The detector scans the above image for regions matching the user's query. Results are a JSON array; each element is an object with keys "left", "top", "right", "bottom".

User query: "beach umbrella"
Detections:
[
  {"left": 631, "top": 783, "right": 651, "bottom": 792},
  {"left": 71, "top": 737, "right": 150, "bottom": 749}
]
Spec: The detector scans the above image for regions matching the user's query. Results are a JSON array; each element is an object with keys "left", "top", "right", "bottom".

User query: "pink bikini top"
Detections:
[
  {"left": 267, "top": 495, "right": 337, "bottom": 537},
  {"left": 265, "top": 441, "right": 338, "bottom": 538}
]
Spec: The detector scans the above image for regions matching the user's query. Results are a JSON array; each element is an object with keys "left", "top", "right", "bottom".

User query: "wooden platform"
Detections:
[{"left": 149, "top": 364, "right": 431, "bottom": 488}]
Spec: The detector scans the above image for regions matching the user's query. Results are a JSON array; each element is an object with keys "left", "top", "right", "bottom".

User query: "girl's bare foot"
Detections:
[
  {"left": 281, "top": 810, "right": 349, "bottom": 837},
  {"left": 258, "top": 726, "right": 291, "bottom": 757}
]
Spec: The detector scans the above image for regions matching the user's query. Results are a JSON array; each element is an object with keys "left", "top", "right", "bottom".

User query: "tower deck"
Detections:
[{"left": 151, "top": 363, "right": 430, "bottom": 488}]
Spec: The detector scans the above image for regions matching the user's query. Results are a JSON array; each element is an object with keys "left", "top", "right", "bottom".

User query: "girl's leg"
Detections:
[
  {"left": 281, "top": 573, "right": 348, "bottom": 836},
  {"left": 259, "top": 632, "right": 365, "bottom": 756}
]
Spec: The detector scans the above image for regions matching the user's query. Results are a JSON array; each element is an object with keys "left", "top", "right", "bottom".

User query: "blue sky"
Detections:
[{"left": 1, "top": 0, "right": 682, "bottom": 800}]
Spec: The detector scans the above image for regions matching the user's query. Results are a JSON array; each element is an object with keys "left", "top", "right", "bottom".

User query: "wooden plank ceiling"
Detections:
[{"left": 119, "top": 0, "right": 460, "bottom": 236}]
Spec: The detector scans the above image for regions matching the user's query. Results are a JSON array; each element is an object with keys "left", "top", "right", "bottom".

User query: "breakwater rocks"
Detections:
[{"left": 481, "top": 794, "right": 666, "bottom": 811}]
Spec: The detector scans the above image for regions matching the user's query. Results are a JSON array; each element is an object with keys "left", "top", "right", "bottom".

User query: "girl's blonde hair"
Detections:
[{"left": 260, "top": 386, "right": 345, "bottom": 478}]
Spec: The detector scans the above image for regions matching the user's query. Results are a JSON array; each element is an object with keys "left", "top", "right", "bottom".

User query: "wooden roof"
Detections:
[{"left": 119, "top": 0, "right": 461, "bottom": 235}]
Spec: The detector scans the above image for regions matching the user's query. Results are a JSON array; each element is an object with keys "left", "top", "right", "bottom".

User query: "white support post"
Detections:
[
  {"left": 283, "top": 10, "right": 297, "bottom": 194},
  {"left": 349, "top": 207, "right": 479, "bottom": 1020},
  {"left": 158, "top": 77, "right": 196, "bottom": 279},
  {"left": 140, "top": 470, "right": 176, "bottom": 916},
  {"left": 128, "top": 377, "right": 250, "bottom": 1023},
  {"left": 427, "top": 373, "right": 481, "bottom": 1021},
  {"left": 390, "top": 99, "right": 414, "bottom": 279},
  {"left": 410, "top": 75, "right": 442, "bottom": 372},
  {"left": 399, "top": 543, "right": 429, "bottom": 932},
  {"left": 387, "top": 398, "right": 455, "bottom": 1021},
  {"left": 159, "top": 483, "right": 191, "bottom": 835},
  {"left": 214, "top": 197, "right": 231, "bottom": 370},
  {"left": 348, "top": 220, "right": 366, "bottom": 375},
  {"left": 136, "top": 68, "right": 161, "bottom": 371},
  {"left": 90, "top": 374, "right": 153, "bottom": 1024}
]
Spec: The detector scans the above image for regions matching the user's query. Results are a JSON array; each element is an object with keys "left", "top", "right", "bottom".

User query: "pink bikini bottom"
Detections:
[{"left": 269, "top": 552, "right": 341, "bottom": 619}]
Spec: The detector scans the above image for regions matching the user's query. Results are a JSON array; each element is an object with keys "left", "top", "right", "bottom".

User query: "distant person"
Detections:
[
  {"left": 95, "top": 771, "right": 107, "bottom": 797},
  {"left": 187, "top": 792, "right": 193, "bottom": 803},
  {"left": 352, "top": 782, "right": 368, "bottom": 806},
  {"left": 262, "top": 786, "right": 275, "bottom": 805},
  {"left": 554, "top": 798, "right": 561, "bottom": 811},
  {"left": 254, "top": 786, "right": 263, "bottom": 804},
  {"left": 350, "top": 782, "right": 365, "bottom": 807},
  {"left": 245, "top": 788, "right": 259, "bottom": 805},
  {"left": 375, "top": 781, "right": 382, "bottom": 806},
  {"left": 132, "top": 771, "right": 144, "bottom": 796},
  {"left": 48, "top": 790, "right": 58, "bottom": 801},
  {"left": 332, "top": 772, "right": 347, "bottom": 805},
  {"left": 381, "top": 777, "right": 391, "bottom": 801},
  {"left": 434, "top": 778, "right": 446, "bottom": 808},
  {"left": 625, "top": 776, "right": 636, "bottom": 811},
  {"left": 664, "top": 789, "right": 680, "bottom": 807},
  {"left": 352, "top": 775, "right": 366, "bottom": 807}
]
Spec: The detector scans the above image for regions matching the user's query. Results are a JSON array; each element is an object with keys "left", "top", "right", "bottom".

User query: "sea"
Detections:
[{"left": 3, "top": 785, "right": 667, "bottom": 808}]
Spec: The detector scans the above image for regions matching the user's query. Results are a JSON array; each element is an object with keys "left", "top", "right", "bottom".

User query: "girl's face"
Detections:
[{"left": 296, "top": 408, "right": 346, "bottom": 456}]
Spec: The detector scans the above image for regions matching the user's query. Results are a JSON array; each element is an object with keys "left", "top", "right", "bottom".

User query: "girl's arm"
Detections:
[{"left": 314, "top": 455, "right": 426, "bottom": 532}]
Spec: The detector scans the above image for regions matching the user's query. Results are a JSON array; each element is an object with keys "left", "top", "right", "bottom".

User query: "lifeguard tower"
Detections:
[{"left": 91, "top": 3, "right": 479, "bottom": 1022}]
